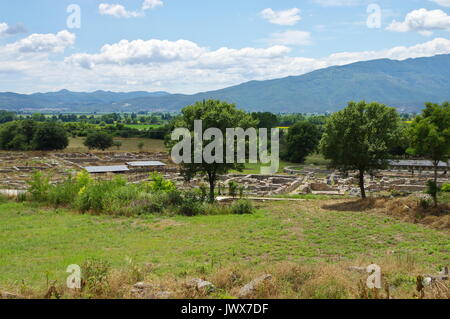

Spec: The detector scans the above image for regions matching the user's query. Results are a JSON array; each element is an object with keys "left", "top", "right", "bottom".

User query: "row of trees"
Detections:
[
  {"left": 0, "top": 120, "right": 69, "bottom": 151},
  {"left": 171, "top": 100, "right": 449, "bottom": 204}
]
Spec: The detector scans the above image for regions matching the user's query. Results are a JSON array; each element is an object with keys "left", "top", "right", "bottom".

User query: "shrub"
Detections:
[
  {"left": 230, "top": 199, "right": 254, "bottom": 215},
  {"left": 82, "top": 259, "right": 111, "bottom": 295},
  {"left": 27, "top": 171, "right": 51, "bottom": 202},
  {"left": 147, "top": 173, "right": 175, "bottom": 192},
  {"left": 48, "top": 175, "right": 80, "bottom": 207},
  {"left": 77, "top": 177, "right": 127, "bottom": 213},
  {"left": 442, "top": 183, "right": 450, "bottom": 192},
  {"left": 228, "top": 181, "right": 239, "bottom": 198}
]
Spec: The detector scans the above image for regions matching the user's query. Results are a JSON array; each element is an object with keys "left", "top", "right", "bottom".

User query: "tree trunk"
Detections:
[
  {"left": 207, "top": 171, "right": 216, "bottom": 203},
  {"left": 359, "top": 169, "right": 366, "bottom": 199},
  {"left": 433, "top": 162, "right": 438, "bottom": 207}
]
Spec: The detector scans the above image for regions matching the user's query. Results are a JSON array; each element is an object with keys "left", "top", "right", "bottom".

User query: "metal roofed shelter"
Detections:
[
  {"left": 84, "top": 165, "right": 130, "bottom": 174},
  {"left": 126, "top": 161, "right": 167, "bottom": 167},
  {"left": 126, "top": 161, "right": 167, "bottom": 173},
  {"left": 388, "top": 160, "right": 449, "bottom": 175}
]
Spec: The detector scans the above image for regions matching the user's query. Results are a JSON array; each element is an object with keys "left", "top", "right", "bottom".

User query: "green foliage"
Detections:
[
  {"left": 320, "top": 101, "right": 401, "bottom": 198},
  {"left": 425, "top": 180, "right": 441, "bottom": 204},
  {"left": 147, "top": 173, "right": 176, "bottom": 192},
  {"left": 282, "top": 121, "right": 322, "bottom": 163},
  {"left": 0, "top": 120, "right": 68, "bottom": 151},
  {"left": 230, "top": 200, "right": 254, "bottom": 215},
  {"left": 251, "top": 112, "right": 278, "bottom": 129},
  {"left": 168, "top": 100, "right": 258, "bottom": 203},
  {"left": 32, "top": 122, "right": 68, "bottom": 150},
  {"left": 83, "top": 131, "right": 114, "bottom": 151},
  {"left": 82, "top": 259, "right": 111, "bottom": 295},
  {"left": 442, "top": 183, "right": 450, "bottom": 192},
  {"left": 0, "top": 110, "right": 16, "bottom": 124},
  {"left": 228, "top": 181, "right": 239, "bottom": 198},
  {"left": 408, "top": 102, "right": 450, "bottom": 205},
  {"left": 27, "top": 171, "right": 51, "bottom": 202},
  {"left": 48, "top": 175, "right": 80, "bottom": 207}
]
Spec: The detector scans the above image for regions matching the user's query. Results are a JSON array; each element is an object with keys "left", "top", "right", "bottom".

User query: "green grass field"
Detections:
[
  {"left": 67, "top": 137, "right": 166, "bottom": 153},
  {"left": 1, "top": 199, "right": 448, "bottom": 290}
]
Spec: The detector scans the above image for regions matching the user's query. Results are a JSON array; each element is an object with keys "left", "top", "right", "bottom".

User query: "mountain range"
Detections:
[{"left": 1, "top": 54, "right": 450, "bottom": 113}]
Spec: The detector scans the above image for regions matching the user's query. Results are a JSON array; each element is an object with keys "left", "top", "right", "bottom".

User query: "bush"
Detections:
[
  {"left": 442, "top": 183, "right": 450, "bottom": 192},
  {"left": 82, "top": 259, "right": 111, "bottom": 295},
  {"left": 230, "top": 200, "right": 254, "bottom": 215},
  {"left": 77, "top": 177, "right": 127, "bottom": 213},
  {"left": 147, "top": 173, "right": 175, "bottom": 192},
  {"left": 48, "top": 175, "right": 80, "bottom": 207},
  {"left": 27, "top": 171, "right": 51, "bottom": 202}
]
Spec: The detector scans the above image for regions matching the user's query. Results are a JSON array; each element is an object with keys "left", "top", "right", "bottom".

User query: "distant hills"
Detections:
[{"left": 1, "top": 54, "right": 450, "bottom": 113}]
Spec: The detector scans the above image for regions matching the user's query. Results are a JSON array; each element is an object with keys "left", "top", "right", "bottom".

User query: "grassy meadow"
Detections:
[
  {"left": 0, "top": 198, "right": 448, "bottom": 298},
  {"left": 66, "top": 137, "right": 166, "bottom": 153}
]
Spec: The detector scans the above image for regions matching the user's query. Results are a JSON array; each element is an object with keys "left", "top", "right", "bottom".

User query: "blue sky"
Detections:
[{"left": 0, "top": 0, "right": 450, "bottom": 94}]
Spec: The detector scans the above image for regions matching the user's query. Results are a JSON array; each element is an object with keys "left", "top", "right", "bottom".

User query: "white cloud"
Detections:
[
  {"left": 266, "top": 30, "right": 312, "bottom": 46},
  {"left": 387, "top": 8, "right": 450, "bottom": 35},
  {"left": 67, "top": 39, "right": 206, "bottom": 69},
  {"left": 142, "top": 0, "right": 163, "bottom": 10},
  {"left": 7, "top": 30, "right": 75, "bottom": 53},
  {"left": 2, "top": 33, "right": 450, "bottom": 94},
  {"left": 260, "top": 8, "right": 301, "bottom": 26},
  {"left": 99, "top": 4, "right": 143, "bottom": 18},
  {"left": 0, "top": 22, "right": 26, "bottom": 38},
  {"left": 431, "top": 0, "right": 450, "bottom": 7}
]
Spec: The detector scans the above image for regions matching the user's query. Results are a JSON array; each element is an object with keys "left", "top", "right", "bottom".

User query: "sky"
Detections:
[{"left": 0, "top": 0, "right": 450, "bottom": 94}]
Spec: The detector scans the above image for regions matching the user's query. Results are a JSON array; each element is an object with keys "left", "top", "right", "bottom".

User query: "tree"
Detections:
[
  {"left": 0, "top": 110, "right": 16, "bottom": 124},
  {"left": 32, "top": 122, "right": 69, "bottom": 151},
  {"left": 407, "top": 102, "right": 450, "bottom": 206},
  {"left": 84, "top": 132, "right": 114, "bottom": 151},
  {"left": 281, "top": 121, "right": 322, "bottom": 163},
  {"left": 251, "top": 112, "right": 278, "bottom": 129},
  {"left": 320, "top": 101, "right": 401, "bottom": 199},
  {"left": 168, "top": 100, "right": 257, "bottom": 202}
]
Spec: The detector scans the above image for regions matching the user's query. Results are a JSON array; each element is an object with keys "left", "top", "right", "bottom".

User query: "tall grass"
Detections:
[{"left": 24, "top": 172, "right": 255, "bottom": 217}]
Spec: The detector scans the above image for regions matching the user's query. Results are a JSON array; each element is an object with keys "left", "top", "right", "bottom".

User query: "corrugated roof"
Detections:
[
  {"left": 126, "top": 161, "right": 166, "bottom": 167},
  {"left": 84, "top": 165, "right": 130, "bottom": 173},
  {"left": 388, "top": 160, "right": 449, "bottom": 168}
]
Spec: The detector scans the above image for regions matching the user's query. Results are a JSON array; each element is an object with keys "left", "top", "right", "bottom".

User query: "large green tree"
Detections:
[
  {"left": 320, "top": 101, "right": 401, "bottom": 199},
  {"left": 32, "top": 122, "right": 69, "bottom": 151},
  {"left": 84, "top": 131, "right": 114, "bottom": 151},
  {"left": 407, "top": 102, "right": 450, "bottom": 205},
  {"left": 281, "top": 121, "right": 322, "bottom": 163},
  {"left": 168, "top": 100, "right": 257, "bottom": 202}
]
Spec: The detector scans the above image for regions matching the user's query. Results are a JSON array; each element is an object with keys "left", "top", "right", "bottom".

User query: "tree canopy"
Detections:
[
  {"left": 320, "top": 101, "right": 401, "bottom": 198},
  {"left": 281, "top": 121, "right": 322, "bottom": 163},
  {"left": 0, "top": 120, "right": 68, "bottom": 151},
  {"left": 407, "top": 102, "right": 450, "bottom": 205},
  {"left": 168, "top": 100, "right": 257, "bottom": 202},
  {"left": 84, "top": 131, "right": 114, "bottom": 151}
]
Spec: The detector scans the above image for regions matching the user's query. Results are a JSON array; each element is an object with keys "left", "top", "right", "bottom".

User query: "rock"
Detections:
[
  {"left": 133, "top": 282, "right": 154, "bottom": 290},
  {"left": 131, "top": 282, "right": 173, "bottom": 299},
  {"left": 187, "top": 278, "right": 216, "bottom": 293},
  {"left": 297, "top": 185, "right": 311, "bottom": 194},
  {"left": 1, "top": 291, "right": 20, "bottom": 299},
  {"left": 238, "top": 274, "right": 272, "bottom": 298}
]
